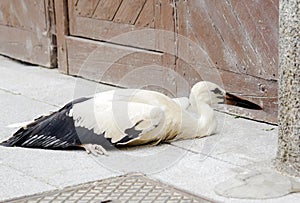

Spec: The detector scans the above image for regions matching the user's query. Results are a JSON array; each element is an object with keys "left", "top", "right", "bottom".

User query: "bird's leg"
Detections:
[{"left": 80, "top": 144, "right": 108, "bottom": 156}]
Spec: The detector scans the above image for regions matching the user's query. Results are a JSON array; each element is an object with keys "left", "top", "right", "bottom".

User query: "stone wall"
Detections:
[{"left": 276, "top": 0, "right": 300, "bottom": 176}]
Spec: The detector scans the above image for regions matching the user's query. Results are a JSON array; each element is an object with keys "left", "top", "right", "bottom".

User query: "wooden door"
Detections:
[
  {"left": 55, "top": 0, "right": 278, "bottom": 123},
  {"left": 176, "top": 0, "right": 278, "bottom": 123},
  {"left": 0, "top": 0, "right": 56, "bottom": 67},
  {"left": 56, "top": 0, "right": 178, "bottom": 96}
]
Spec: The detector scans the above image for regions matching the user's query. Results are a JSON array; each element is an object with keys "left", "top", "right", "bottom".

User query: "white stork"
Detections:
[{"left": 0, "top": 81, "right": 262, "bottom": 155}]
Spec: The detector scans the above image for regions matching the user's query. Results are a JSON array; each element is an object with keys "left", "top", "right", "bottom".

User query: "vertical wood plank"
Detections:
[
  {"left": 54, "top": 0, "right": 69, "bottom": 73},
  {"left": 44, "top": 0, "right": 57, "bottom": 67},
  {"left": 154, "top": 0, "right": 175, "bottom": 31},
  {"left": 46, "top": 0, "right": 56, "bottom": 35}
]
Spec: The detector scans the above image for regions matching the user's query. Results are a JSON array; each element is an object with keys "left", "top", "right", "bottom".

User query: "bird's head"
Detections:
[{"left": 190, "top": 81, "right": 262, "bottom": 110}]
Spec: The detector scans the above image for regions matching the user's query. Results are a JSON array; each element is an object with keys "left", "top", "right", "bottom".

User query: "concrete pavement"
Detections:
[{"left": 0, "top": 55, "right": 299, "bottom": 202}]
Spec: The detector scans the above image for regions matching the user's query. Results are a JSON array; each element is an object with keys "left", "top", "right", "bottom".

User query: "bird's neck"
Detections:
[
  {"left": 189, "top": 95, "right": 217, "bottom": 137},
  {"left": 189, "top": 94, "right": 207, "bottom": 115}
]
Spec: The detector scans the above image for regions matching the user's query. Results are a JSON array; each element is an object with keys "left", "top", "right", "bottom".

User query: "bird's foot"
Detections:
[{"left": 81, "top": 144, "right": 108, "bottom": 156}]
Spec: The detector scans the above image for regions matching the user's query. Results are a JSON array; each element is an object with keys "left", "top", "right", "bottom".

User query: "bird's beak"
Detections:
[{"left": 225, "top": 92, "right": 263, "bottom": 110}]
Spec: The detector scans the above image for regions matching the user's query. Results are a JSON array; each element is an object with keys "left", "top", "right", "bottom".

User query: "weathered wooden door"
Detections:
[
  {"left": 55, "top": 0, "right": 278, "bottom": 123},
  {"left": 0, "top": 0, "right": 56, "bottom": 67},
  {"left": 176, "top": 0, "right": 278, "bottom": 123},
  {"left": 56, "top": 0, "right": 178, "bottom": 95}
]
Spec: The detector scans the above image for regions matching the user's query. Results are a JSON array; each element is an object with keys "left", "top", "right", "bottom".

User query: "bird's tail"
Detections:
[
  {"left": 0, "top": 114, "right": 52, "bottom": 147},
  {"left": 1, "top": 119, "right": 45, "bottom": 146},
  {"left": 0, "top": 127, "right": 30, "bottom": 147},
  {"left": 1, "top": 97, "right": 91, "bottom": 148}
]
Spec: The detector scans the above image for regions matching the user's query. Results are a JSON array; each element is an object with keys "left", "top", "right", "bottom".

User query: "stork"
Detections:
[{"left": 0, "top": 81, "right": 262, "bottom": 155}]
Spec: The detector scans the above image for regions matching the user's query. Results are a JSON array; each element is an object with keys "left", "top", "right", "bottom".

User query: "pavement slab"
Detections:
[
  {"left": 0, "top": 90, "right": 55, "bottom": 141},
  {"left": 0, "top": 147, "right": 121, "bottom": 189},
  {"left": 0, "top": 55, "right": 300, "bottom": 202},
  {"left": 171, "top": 112, "right": 278, "bottom": 167},
  {"left": 0, "top": 164, "right": 56, "bottom": 201},
  {"left": 151, "top": 152, "right": 300, "bottom": 203}
]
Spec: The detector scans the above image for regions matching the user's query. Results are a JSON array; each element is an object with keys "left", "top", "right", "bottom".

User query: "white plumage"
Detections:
[{"left": 1, "top": 81, "right": 262, "bottom": 155}]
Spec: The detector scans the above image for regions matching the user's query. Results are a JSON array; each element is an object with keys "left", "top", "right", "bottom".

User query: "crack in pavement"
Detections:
[{"left": 0, "top": 87, "right": 60, "bottom": 108}]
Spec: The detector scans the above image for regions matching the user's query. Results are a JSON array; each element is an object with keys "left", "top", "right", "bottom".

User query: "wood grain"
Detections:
[
  {"left": 154, "top": 0, "right": 175, "bottom": 31},
  {"left": 0, "top": 0, "right": 56, "bottom": 67},
  {"left": 178, "top": 0, "right": 278, "bottom": 80},
  {"left": 66, "top": 37, "right": 176, "bottom": 93},
  {"left": 70, "top": 16, "right": 176, "bottom": 53},
  {"left": 0, "top": 25, "right": 53, "bottom": 67},
  {"left": 74, "top": 0, "right": 99, "bottom": 17},
  {"left": 0, "top": 0, "right": 47, "bottom": 32},
  {"left": 175, "top": 0, "right": 278, "bottom": 123},
  {"left": 135, "top": 0, "right": 155, "bottom": 28},
  {"left": 229, "top": 0, "right": 278, "bottom": 79},
  {"left": 93, "top": 0, "right": 123, "bottom": 21},
  {"left": 113, "top": 0, "right": 146, "bottom": 24},
  {"left": 54, "top": 0, "right": 69, "bottom": 72}
]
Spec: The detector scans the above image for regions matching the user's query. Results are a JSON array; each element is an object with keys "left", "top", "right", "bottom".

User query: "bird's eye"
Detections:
[{"left": 211, "top": 88, "right": 223, "bottom": 95}]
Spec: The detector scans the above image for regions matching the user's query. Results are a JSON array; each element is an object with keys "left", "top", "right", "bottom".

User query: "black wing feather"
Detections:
[{"left": 0, "top": 97, "right": 92, "bottom": 149}]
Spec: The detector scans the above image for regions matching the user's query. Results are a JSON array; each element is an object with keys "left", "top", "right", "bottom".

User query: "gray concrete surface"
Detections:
[{"left": 0, "top": 55, "right": 299, "bottom": 202}]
